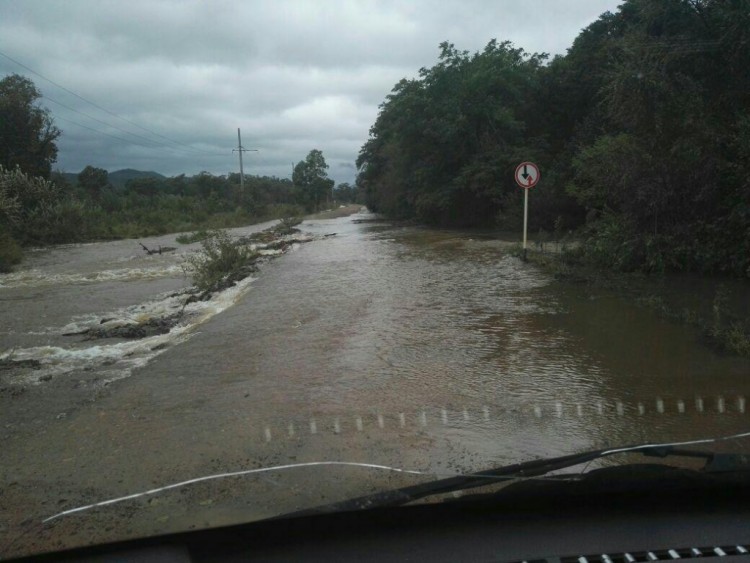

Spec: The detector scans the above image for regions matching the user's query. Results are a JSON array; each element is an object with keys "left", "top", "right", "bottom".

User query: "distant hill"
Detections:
[
  {"left": 109, "top": 169, "right": 166, "bottom": 189},
  {"left": 62, "top": 169, "right": 166, "bottom": 189}
]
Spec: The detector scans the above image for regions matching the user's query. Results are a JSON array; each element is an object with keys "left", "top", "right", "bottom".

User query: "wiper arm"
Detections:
[
  {"left": 284, "top": 439, "right": 746, "bottom": 518},
  {"left": 39, "top": 431, "right": 750, "bottom": 525}
]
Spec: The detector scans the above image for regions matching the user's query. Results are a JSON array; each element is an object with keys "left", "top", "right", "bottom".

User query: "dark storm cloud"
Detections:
[{"left": 0, "top": 0, "right": 622, "bottom": 184}]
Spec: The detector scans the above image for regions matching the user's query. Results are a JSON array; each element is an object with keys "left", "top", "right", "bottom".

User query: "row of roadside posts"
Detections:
[{"left": 514, "top": 161, "right": 540, "bottom": 261}]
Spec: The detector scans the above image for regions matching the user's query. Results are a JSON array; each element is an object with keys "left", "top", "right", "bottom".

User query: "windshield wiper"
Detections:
[
  {"left": 282, "top": 438, "right": 750, "bottom": 518},
  {"left": 40, "top": 431, "right": 750, "bottom": 526}
]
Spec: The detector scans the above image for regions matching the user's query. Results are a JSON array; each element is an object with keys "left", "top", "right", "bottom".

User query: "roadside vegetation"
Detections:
[{"left": 358, "top": 0, "right": 750, "bottom": 279}]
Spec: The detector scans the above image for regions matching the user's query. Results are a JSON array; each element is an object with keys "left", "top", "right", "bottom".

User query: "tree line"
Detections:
[{"left": 357, "top": 0, "right": 750, "bottom": 277}]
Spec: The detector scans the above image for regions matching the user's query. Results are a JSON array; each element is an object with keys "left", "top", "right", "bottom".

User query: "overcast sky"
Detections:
[{"left": 0, "top": 0, "right": 623, "bottom": 184}]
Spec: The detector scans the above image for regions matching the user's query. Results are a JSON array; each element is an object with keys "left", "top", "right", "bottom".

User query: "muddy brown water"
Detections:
[{"left": 1, "top": 211, "right": 749, "bottom": 558}]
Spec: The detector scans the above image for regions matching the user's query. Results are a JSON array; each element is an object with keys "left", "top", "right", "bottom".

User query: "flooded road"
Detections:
[{"left": 2, "top": 210, "right": 749, "bottom": 557}]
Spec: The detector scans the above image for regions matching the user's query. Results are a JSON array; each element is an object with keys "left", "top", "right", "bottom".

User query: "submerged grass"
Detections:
[
  {"left": 522, "top": 246, "right": 750, "bottom": 357},
  {"left": 634, "top": 293, "right": 750, "bottom": 357}
]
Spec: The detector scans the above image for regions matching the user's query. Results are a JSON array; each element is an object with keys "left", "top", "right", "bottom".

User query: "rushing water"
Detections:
[{"left": 1, "top": 210, "right": 749, "bottom": 557}]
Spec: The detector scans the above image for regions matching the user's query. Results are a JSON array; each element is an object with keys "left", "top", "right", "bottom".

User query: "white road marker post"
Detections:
[
  {"left": 523, "top": 188, "right": 529, "bottom": 260},
  {"left": 514, "top": 161, "right": 540, "bottom": 261}
]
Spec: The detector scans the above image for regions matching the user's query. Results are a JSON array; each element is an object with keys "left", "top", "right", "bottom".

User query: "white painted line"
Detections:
[
  {"left": 714, "top": 547, "right": 726, "bottom": 557},
  {"left": 602, "top": 554, "right": 613, "bottom": 563},
  {"left": 249, "top": 394, "right": 750, "bottom": 446},
  {"left": 624, "top": 554, "right": 636, "bottom": 563},
  {"left": 647, "top": 551, "right": 658, "bottom": 561},
  {"left": 668, "top": 549, "right": 680, "bottom": 559}
]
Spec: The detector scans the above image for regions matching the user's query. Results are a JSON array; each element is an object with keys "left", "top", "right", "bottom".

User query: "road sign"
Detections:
[
  {"left": 515, "top": 161, "right": 540, "bottom": 260},
  {"left": 515, "top": 161, "right": 540, "bottom": 189}
]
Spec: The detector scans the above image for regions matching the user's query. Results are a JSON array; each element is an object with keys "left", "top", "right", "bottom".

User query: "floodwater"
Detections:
[{"left": 1, "top": 210, "right": 749, "bottom": 558}]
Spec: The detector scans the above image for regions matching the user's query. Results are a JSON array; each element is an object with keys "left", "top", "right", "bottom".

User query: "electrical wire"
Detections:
[{"left": 0, "top": 50, "right": 227, "bottom": 156}]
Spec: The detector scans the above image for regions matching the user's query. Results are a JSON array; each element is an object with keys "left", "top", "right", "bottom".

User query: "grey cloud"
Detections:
[{"left": 0, "top": 0, "right": 622, "bottom": 185}]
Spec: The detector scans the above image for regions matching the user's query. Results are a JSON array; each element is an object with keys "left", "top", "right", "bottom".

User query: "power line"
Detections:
[
  {"left": 53, "top": 114, "right": 176, "bottom": 149},
  {"left": 43, "top": 95, "right": 164, "bottom": 149},
  {"left": 42, "top": 94, "right": 226, "bottom": 157},
  {"left": 0, "top": 49, "right": 222, "bottom": 154},
  {"left": 54, "top": 114, "right": 226, "bottom": 157}
]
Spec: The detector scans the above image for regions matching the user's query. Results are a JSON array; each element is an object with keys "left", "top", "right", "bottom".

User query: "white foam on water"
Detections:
[
  {"left": 0, "top": 264, "right": 185, "bottom": 289},
  {"left": 1, "top": 276, "right": 258, "bottom": 385},
  {"left": 1, "top": 228, "right": 320, "bottom": 383}
]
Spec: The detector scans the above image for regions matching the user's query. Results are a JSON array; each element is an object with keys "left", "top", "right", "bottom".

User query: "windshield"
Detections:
[{"left": 2, "top": 0, "right": 750, "bottom": 559}]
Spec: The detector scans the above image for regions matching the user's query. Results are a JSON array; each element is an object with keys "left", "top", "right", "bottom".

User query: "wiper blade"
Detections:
[
  {"left": 284, "top": 434, "right": 750, "bottom": 518},
  {"left": 39, "top": 431, "right": 750, "bottom": 525}
]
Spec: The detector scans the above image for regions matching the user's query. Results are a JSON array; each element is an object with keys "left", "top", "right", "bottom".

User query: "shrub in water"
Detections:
[{"left": 185, "top": 230, "right": 259, "bottom": 292}]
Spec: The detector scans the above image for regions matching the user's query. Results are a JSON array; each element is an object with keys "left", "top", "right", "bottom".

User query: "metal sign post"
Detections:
[{"left": 514, "top": 161, "right": 540, "bottom": 261}]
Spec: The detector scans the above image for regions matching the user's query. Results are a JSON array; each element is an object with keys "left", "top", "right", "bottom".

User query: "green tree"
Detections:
[
  {"left": 78, "top": 165, "right": 110, "bottom": 201},
  {"left": 334, "top": 182, "right": 357, "bottom": 203},
  {"left": 357, "top": 40, "right": 547, "bottom": 226},
  {"left": 0, "top": 74, "right": 61, "bottom": 179},
  {"left": 293, "top": 149, "right": 334, "bottom": 211}
]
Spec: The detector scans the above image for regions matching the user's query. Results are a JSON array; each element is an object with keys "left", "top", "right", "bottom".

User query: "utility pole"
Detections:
[{"left": 232, "top": 128, "right": 257, "bottom": 199}]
